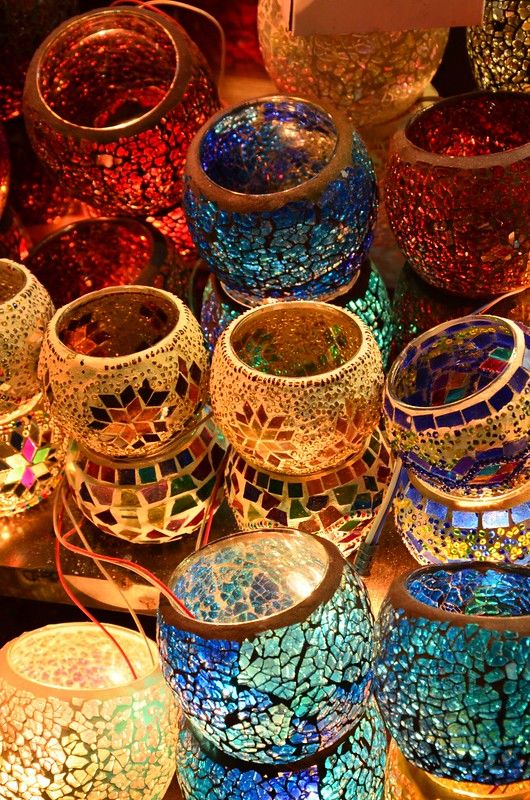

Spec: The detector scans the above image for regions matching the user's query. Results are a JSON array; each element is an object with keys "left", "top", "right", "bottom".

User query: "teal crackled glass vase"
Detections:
[{"left": 157, "top": 528, "right": 374, "bottom": 763}]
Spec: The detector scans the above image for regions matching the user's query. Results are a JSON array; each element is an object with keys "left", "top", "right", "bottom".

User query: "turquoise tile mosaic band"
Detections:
[
  {"left": 157, "top": 530, "right": 374, "bottom": 763},
  {"left": 176, "top": 700, "right": 386, "bottom": 800},
  {"left": 184, "top": 97, "right": 377, "bottom": 305},
  {"left": 375, "top": 564, "right": 530, "bottom": 784}
]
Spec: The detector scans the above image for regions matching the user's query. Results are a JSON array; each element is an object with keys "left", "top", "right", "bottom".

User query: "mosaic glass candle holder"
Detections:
[
  {"left": 384, "top": 315, "right": 530, "bottom": 493},
  {"left": 0, "top": 259, "right": 54, "bottom": 417},
  {"left": 257, "top": 0, "right": 448, "bottom": 127},
  {"left": 65, "top": 416, "right": 226, "bottom": 544},
  {"left": 392, "top": 262, "right": 480, "bottom": 352},
  {"left": 0, "top": 393, "right": 66, "bottom": 516},
  {"left": 24, "top": 217, "right": 189, "bottom": 308},
  {"left": 0, "top": 208, "right": 30, "bottom": 262},
  {"left": 184, "top": 96, "right": 377, "bottom": 305},
  {"left": 225, "top": 427, "right": 393, "bottom": 557},
  {"left": 39, "top": 286, "right": 208, "bottom": 458},
  {"left": 385, "top": 91, "right": 530, "bottom": 298},
  {"left": 375, "top": 562, "right": 530, "bottom": 783},
  {"left": 23, "top": 7, "right": 220, "bottom": 216},
  {"left": 0, "top": 0, "right": 78, "bottom": 122},
  {"left": 0, "top": 623, "right": 178, "bottom": 799},
  {"left": 211, "top": 302, "right": 384, "bottom": 475},
  {"left": 147, "top": 203, "right": 199, "bottom": 269},
  {"left": 201, "top": 258, "right": 395, "bottom": 368},
  {"left": 175, "top": 699, "right": 387, "bottom": 800},
  {"left": 467, "top": 1, "right": 530, "bottom": 93},
  {"left": 0, "top": 124, "right": 8, "bottom": 219},
  {"left": 394, "top": 467, "right": 530, "bottom": 566},
  {"left": 386, "top": 739, "right": 530, "bottom": 800},
  {"left": 158, "top": 528, "right": 374, "bottom": 763}
]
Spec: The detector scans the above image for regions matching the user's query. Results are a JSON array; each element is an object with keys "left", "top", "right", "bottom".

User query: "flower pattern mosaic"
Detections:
[
  {"left": 467, "top": 1, "right": 530, "bottom": 93},
  {"left": 225, "top": 428, "right": 393, "bottom": 557},
  {"left": 24, "top": 8, "right": 220, "bottom": 216},
  {"left": 375, "top": 565, "right": 530, "bottom": 783},
  {"left": 211, "top": 303, "right": 384, "bottom": 475},
  {"left": 40, "top": 287, "right": 208, "bottom": 458},
  {"left": 385, "top": 316, "right": 530, "bottom": 493},
  {"left": 385, "top": 92, "right": 530, "bottom": 298},
  {"left": 200, "top": 259, "right": 395, "bottom": 369},
  {"left": 65, "top": 417, "right": 226, "bottom": 543},
  {"left": 176, "top": 700, "right": 386, "bottom": 800},
  {"left": 257, "top": 0, "right": 448, "bottom": 127},
  {"left": 158, "top": 530, "right": 374, "bottom": 763},
  {"left": 0, "top": 259, "right": 54, "bottom": 415},
  {"left": 394, "top": 468, "right": 530, "bottom": 566},
  {"left": 0, "top": 394, "right": 66, "bottom": 515},
  {"left": 0, "top": 624, "right": 178, "bottom": 800},
  {"left": 184, "top": 97, "right": 377, "bottom": 305}
]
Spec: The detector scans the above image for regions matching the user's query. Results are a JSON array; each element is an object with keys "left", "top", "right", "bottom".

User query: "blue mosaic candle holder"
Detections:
[
  {"left": 394, "top": 467, "right": 530, "bottom": 566},
  {"left": 384, "top": 315, "right": 530, "bottom": 494},
  {"left": 184, "top": 96, "right": 377, "bottom": 305},
  {"left": 375, "top": 562, "right": 530, "bottom": 784},
  {"left": 200, "top": 258, "right": 394, "bottom": 368},
  {"left": 157, "top": 529, "right": 374, "bottom": 763},
  {"left": 176, "top": 699, "right": 387, "bottom": 800}
]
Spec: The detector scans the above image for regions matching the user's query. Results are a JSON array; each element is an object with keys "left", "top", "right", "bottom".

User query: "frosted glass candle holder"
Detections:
[
  {"left": 0, "top": 623, "right": 178, "bottom": 800},
  {"left": 158, "top": 528, "right": 374, "bottom": 763}
]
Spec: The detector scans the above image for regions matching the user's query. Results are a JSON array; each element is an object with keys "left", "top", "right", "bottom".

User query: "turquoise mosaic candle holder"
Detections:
[
  {"left": 375, "top": 562, "right": 530, "bottom": 784},
  {"left": 394, "top": 467, "right": 530, "bottom": 567},
  {"left": 184, "top": 96, "right": 377, "bottom": 305},
  {"left": 157, "top": 529, "right": 374, "bottom": 763},
  {"left": 176, "top": 700, "right": 386, "bottom": 800},
  {"left": 384, "top": 315, "right": 530, "bottom": 494},
  {"left": 200, "top": 258, "right": 395, "bottom": 368},
  {"left": 225, "top": 427, "right": 393, "bottom": 557}
]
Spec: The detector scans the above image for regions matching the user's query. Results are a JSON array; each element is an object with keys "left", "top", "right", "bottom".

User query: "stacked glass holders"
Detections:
[
  {"left": 157, "top": 528, "right": 387, "bottom": 799},
  {"left": 40, "top": 284, "right": 226, "bottom": 543},
  {"left": 210, "top": 300, "right": 392, "bottom": 555},
  {"left": 385, "top": 314, "right": 530, "bottom": 567},
  {"left": 0, "top": 259, "right": 65, "bottom": 515}
]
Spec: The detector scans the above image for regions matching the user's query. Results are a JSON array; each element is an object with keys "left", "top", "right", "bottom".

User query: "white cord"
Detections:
[{"left": 145, "top": 0, "right": 226, "bottom": 86}]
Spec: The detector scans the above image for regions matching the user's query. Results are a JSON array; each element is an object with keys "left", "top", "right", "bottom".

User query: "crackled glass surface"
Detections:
[
  {"left": 467, "top": 1, "right": 530, "bottom": 93},
  {"left": 176, "top": 700, "right": 387, "bottom": 800},
  {"left": 211, "top": 303, "right": 384, "bottom": 475},
  {"left": 23, "top": 8, "right": 220, "bottom": 215},
  {"left": 0, "top": 623, "right": 177, "bottom": 800},
  {"left": 41, "top": 288, "right": 208, "bottom": 458},
  {"left": 385, "top": 92, "right": 530, "bottom": 298},
  {"left": 385, "top": 316, "right": 530, "bottom": 493},
  {"left": 201, "top": 260, "right": 394, "bottom": 368},
  {"left": 184, "top": 97, "right": 377, "bottom": 304},
  {"left": 158, "top": 530, "right": 374, "bottom": 763},
  {"left": 66, "top": 417, "right": 226, "bottom": 543},
  {"left": 258, "top": 0, "right": 448, "bottom": 127},
  {"left": 395, "top": 470, "right": 530, "bottom": 566},
  {"left": 375, "top": 566, "right": 530, "bottom": 783},
  {"left": 226, "top": 428, "right": 393, "bottom": 557},
  {"left": 25, "top": 219, "right": 189, "bottom": 307}
]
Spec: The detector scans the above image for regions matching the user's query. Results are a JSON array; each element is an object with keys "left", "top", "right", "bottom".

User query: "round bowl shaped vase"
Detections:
[{"left": 467, "top": 1, "right": 530, "bottom": 93}]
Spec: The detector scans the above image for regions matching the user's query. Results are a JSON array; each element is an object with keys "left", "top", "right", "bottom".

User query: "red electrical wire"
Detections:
[
  {"left": 110, "top": 0, "right": 174, "bottom": 23},
  {"left": 54, "top": 506, "right": 139, "bottom": 680}
]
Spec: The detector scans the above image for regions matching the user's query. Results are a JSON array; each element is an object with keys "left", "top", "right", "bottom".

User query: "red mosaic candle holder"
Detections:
[
  {"left": 385, "top": 91, "right": 530, "bottom": 299},
  {"left": 24, "top": 217, "right": 190, "bottom": 307},
  {"left": 23, "top": 7, "right": 220, "bottom": 216}
]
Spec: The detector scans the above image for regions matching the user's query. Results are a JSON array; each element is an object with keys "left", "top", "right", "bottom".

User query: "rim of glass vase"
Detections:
[
  {"left": 48, "top": 284, "right": 189, "bottom": 364},
  {"left": 386, "top": 314, "right": 524, "bottom": 416},
  {"left": 406, "top": 467, "right": 530, "bottom": 512},
  {"left": 222, "top": 300, "right": 368, "bottom": 385},
  {"left": 24, "top": 7, "right": 194, "bottom": 143},
  {"left": 185, "top": 94, "right": 358, "bottom": 213},
  {"left": 159, "top": 528, "right": 346, "bottom": 640},
  {"left": 388, "top": 562, "right": 530, "bottom": 633},
  {"left": 25, "top": 217, "right": 172, "bottom": 286},
  {"left": 0, "top": 258, "right": 39, "bottom": 308},
  {"left": 0, "top": 623, "right": 161, "bottom": 699},
  {"left": 395, "top": 90, "right": 530, "bottom": 169}
]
